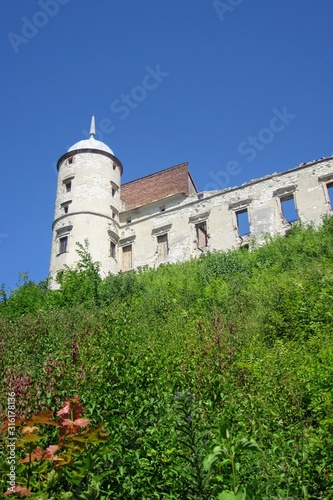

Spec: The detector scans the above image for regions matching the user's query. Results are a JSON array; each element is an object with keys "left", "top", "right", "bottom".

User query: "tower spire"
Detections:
[{"left": 89, "top": 115, "right": 95, "bottom": 138}]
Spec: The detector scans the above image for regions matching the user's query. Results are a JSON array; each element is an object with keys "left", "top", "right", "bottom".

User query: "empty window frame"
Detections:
[
  {"left": 111, "top": 182, "right": 118, "bottom": 198},
  {"left": 157, "top": 233, "right": 168, "bottom": 263},
  {"left": 67, "top": 157, "right": 74, "bottom": 165},
  {"left": 110, "top": 241, "right": 117, "bottom": 259},
  {"left": 196, "top": 222, "right": 208, "bottom": 250},
  {"left": 280, "top": 194, "right": 298, "bottom": 223},
  {"left": 62, "top": 176, "right": 74, "bottom": 193},
  {"left": 236, "top": 209, "right": 250, "bottom": 237},
  {"left": 327, "top": 182, "right": 333, "bottom": 208},
  {"left": 122, "top": 245, "right": 132, "bottom": 271},
  {"left": 61, "top": 201, "right": 71, "bottom": 214},
  {"left": 111, "top": 206, "right": 118, "bottom": 220},
  {"left": 59, "top": 236, "right": 68, "bottom": 255}
]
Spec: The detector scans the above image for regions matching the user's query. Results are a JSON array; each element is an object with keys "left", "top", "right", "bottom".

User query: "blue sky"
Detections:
[{"left": 1, "top": 0, "right": 333, "bottom": 291}]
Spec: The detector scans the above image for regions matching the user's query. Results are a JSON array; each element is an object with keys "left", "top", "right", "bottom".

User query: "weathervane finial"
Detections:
[{"left": 89, "top": 116, "right": 95, "bottom": 138}]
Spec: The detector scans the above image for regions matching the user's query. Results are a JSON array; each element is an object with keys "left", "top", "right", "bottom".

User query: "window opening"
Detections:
[
  {"left": 157, "top": 234, "right": 168, "bottom": 263},
  {"left": 110, "top": 241, "right": 116, "bottom": 259},
  {"left": 196, "top": 222, "right": 208, "bottom": 250},
  {"left": 327, "top": 182, "right": 333, "bottom": 208},
  {"left": 280, "top": 195, "right": 298, "bottom": 223},
  {"left": 59, "top": 236, "right": 68, "bottom": 254},
  {"left": 236, "top": 209, "right": 250, "bottom": 236},
  {"left": 65, "top": 181, "right": 71, "bottom": 193},
  {"left": 122, "top": 245, "right": 132, "bottom": 271},
  {"left": 61, "top": 201, "right": 71, "bottom": 214}
]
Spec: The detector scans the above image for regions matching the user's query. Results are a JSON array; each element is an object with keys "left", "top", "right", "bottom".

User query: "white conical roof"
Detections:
[{"left": 68, "top": 116, "right": 114, "bottom": 155}]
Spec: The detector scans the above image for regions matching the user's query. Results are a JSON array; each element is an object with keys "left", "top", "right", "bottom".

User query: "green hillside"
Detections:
[{"left": 1, "top": 218, "right": 333, "bottom": 499}]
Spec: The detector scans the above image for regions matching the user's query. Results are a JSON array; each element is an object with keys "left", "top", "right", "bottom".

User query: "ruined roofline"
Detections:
[{"left": 201, "top": 155, "right": 333, "bottom": 197}]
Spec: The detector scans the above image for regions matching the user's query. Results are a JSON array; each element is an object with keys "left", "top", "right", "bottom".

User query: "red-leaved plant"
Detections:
[{"left": 1, "top": 397, "right": 109, "bottom": 498}]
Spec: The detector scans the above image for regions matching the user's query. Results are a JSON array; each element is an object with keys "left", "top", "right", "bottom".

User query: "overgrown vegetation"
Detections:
[{"left": 1, "top": 219, "right": 333, "bottom": 498}]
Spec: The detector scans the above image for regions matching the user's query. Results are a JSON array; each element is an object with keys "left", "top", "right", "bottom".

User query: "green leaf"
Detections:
[
  {"left": 218, "top": 489, "right": 246, "bottom": 499},
  {"left": 203, "top": 445, "right": 223, "bottom": 471}
]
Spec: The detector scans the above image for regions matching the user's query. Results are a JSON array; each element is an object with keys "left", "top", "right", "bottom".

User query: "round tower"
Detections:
[{"left": 49, "top": 116, "right": 123, "bottom": 284}]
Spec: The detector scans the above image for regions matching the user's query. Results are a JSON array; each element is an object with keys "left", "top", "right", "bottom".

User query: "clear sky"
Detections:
[{"left": 1, "top": 0, "right": 333, "bottom": 291}]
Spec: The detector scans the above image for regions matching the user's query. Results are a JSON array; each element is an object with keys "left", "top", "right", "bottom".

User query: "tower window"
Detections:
[
  {"left": 61, "top": 201, "right": 72, "bottom": 214},
  {"left": 68, "top": 157, "right": 73, "bottom": 165},
  {"left": 59, "top": 236, "right": 68, "bottom": 254},
  {"left": 122, "top": 245, "right": 132, "bottom": 271},
  {"left": 280, "top": 195, "right": 298, "bottom": 223},
  {"left": 157, "top": 234, "right": 168, "bottom": 263},
  {"left": 111, "top": 182, "right": 118, "bottom": 198},
  {"left": 110, "top": 241, "right": 117, "bottom": 259},
  {"left": 236, "top": 209, "right": 250, "bottom": 237},
  {"left": 196, "top": 222, "right": 208, "bottom": 250},
  {"left": 62, "top": 176, "right": 74, "bottom": 193},
  {"left": 327, "top": 182, "right": 333, "bottom": 208}
]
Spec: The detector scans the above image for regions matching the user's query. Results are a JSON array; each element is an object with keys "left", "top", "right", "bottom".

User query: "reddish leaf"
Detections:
[
  {"left": 20, "top": 444, "right": 61, "bottom": 463},
  {"left": 59, "top": 418, "right": 74, "bottom": 427},
  {"left": 57, "top": 401, "right": 71, "bottom": 416},
  {"left": 73, "top": 418, "right": 90, "bottom": 427},
  {"left": 20, "top": 446, "right": 45, "bottom": 463},
  {"left": 46, "top": 444, "right": 59, "bottom": 456},
  {"left": 4, "top": 485, "right": 32, "bottom": 497},
  {"left": 72, "top": 401, "right": 85, "bottom": 420}
]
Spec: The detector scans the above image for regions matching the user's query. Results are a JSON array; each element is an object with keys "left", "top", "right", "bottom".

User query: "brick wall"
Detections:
[{"left": 121, "top": 162, "right": 196, "bottom": 210}]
